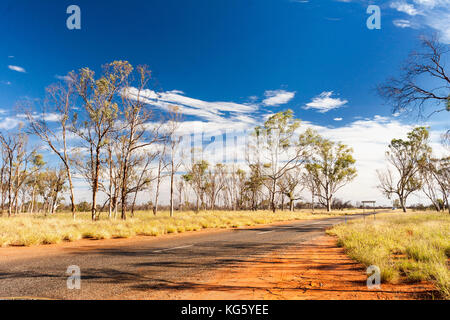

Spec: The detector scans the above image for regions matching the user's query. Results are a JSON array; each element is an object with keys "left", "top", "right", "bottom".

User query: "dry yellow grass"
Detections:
[
  {"left": 0, "top": 208, "right": 372, "bottom": 248},
  {"left": 328, "top": 211, "right": 450, "bottom": 299}
]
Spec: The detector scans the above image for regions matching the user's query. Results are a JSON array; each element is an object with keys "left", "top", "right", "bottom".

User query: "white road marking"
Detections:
[
  {"left": 308, "top": 221, "right": 325, "bottom": 225},
  {"left": 153, "top": 244, "right": 193, "bottom": 253},
  {"left": 257, "top": 230, "right": 274, "bottom": 235}
]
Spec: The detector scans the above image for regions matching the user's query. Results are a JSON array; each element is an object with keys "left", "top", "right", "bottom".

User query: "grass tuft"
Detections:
[{"left": 328, "top": 211, "right": 450, "bottom": 299}]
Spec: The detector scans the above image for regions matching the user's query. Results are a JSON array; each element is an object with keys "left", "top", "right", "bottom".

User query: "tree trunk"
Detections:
[
  {"left": 67, "top": 170, "right": 76, "bottom": 219},
  {"left": 7, "top": 163, "right": 12, "bottom": 217},
  {"left": 399, "top": 196, "right": 407, "bottom": 212},
  {"left": 178, "top": 184, "right": 183, "bottom": 211},
  {"left": 169, "top": 162, "right": 174, "bottom": 217},
  {"left": 30, "top": 184, "right": 36, "bottom": 214},
  {"left": 153, "top": 179, "right": 160, "bottom": 216},
  {"left": 108, "top": 149, "right": 113, "bottom": 219},
  {"left": 121, "top": 156, "right": 129, "bottom": 220},
  {"left": 91, "top": 153, "right": 101, "bottom": 221}
]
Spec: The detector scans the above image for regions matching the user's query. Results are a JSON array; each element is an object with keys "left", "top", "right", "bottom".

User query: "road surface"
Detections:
[{"left": 0, "top": 213, "right": 378, "bottom": 299}]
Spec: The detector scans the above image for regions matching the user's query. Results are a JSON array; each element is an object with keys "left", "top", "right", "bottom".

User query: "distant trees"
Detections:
[
  {"left": 0, "top": 129, "right": 40, "bottom": 216},
  {"left": 183, "top": 160, "right": 209, "bottom": 212},
  {"left": 1, "top": 61, "right": 365, "bottom": 218}
]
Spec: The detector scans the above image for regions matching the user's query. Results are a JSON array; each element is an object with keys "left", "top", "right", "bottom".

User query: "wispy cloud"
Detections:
[
  {"left": 124, "top": 87, "right": 260, "bottom": 126},
  {"left": 8, "top": 65, "right": 26, "bottom": 73},
  {"left": 389, "top": 0, "right": 450, "bottom": 43},
  {"left": 262, "top": 90, "right": 296, "bottom": 106},
  {"left": 303, "top": 91, "right": 348, "bottom": 113},
  {"left": 390, "top": 1, "right": 421, "bottom": 16},
  {"left": 393, "top": 19, "right": 414, "bottom": 28},
  {"left": 0, "top": 117, "right": 22, "bottom": 130}
]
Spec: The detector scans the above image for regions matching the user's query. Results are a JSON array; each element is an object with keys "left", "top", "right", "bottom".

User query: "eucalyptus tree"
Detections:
[
  {"left": 183, "top": 160, "right": 209, "bottom": 212},
  {"left": 71, "top": 61, "right": 132, "bottom": 220},
  {"left": 377, "top": 127, "right": 431, "bottom": 212},
  {"left": 426, "top": 156, "right": 450, "bottom": 213},
  {"left": 205, "top": 163, "right": 227, "bottom": 210},
  {"left": 277, "top": 167, "right": 303, "bottom": 211},
  {"left": 244, "top": 164, "right": 265, "bottom": 211},
  {"left": 305, "top": 131, "right": 357, "bottom": 212},
  {"left": 25, "top": 153, "right": 46, "bottom": 214},
  {"left": 248, "top": 110, "right": 308, "bottom": 213}
]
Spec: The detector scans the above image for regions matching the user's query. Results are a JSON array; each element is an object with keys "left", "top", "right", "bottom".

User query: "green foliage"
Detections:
[
  {"left": 305, "top": 132, "right": 357, "bottom": 210},
  {"left": 379, "top": 127, "right": 433, "bottom": 211}
]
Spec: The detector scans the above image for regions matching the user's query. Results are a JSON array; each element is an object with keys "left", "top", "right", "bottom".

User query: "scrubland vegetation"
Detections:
[
  {"left": 0, "top": 208, "right": 369, "bottom": 247},
  {"left": 328, "top": 211, "right": 450, "bottom": 299}
]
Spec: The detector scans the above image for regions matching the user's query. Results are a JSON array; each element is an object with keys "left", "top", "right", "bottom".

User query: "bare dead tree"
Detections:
[
  {"left": 378, "top": 35, "right": 449, "bottom": 118},
  {"left": 153, "top": 139, "right": 168, "bottom": 215},
  {"left": 118, "top": 65, "right": 159, "bottom": 220},
  {"left": 165, "top": 106, "right": 183, "bottom": 217},
  {"left": 25, "top": 81, "right": 77, "bottom": 218}
]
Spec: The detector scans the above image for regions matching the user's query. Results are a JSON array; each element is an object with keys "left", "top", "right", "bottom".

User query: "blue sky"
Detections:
[{"left": 0, "top": 0, "right": 449, "bottom": 205}]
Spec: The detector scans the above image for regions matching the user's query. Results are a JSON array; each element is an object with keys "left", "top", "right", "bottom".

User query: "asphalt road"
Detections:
[{"left": 0, "top": 213, "right": 379, "bottom": 299}]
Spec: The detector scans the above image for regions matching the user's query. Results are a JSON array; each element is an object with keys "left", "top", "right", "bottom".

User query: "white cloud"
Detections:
[
  {"left": 0, "top": 117, "right": 22, "bottom": 130},
  {"left": 393, "top": 19, "right": 413, "bottom": 28},
  {"left": 390, "top": 1, "right": 421, "bottom": 16},
  {"left": 303, "top": 91, "right": 348, "bottom": 113},
  {"left": 424, "top": 9, "right": 450, "bottom": 43},
  {"left": 8, "top": 65, "right": 26, "bottom": 73},
  {"left": 124, "top": 87, "right": 259, "bottom": 123},
  {"left": 334, "top": 117, "right": 343, "bottom": 121},
  {"left": 390, "top": 0, "right": 450, "bottom": 43},
  {"left": 262, "top": 90, "right": 296, "bottom": 106}
]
